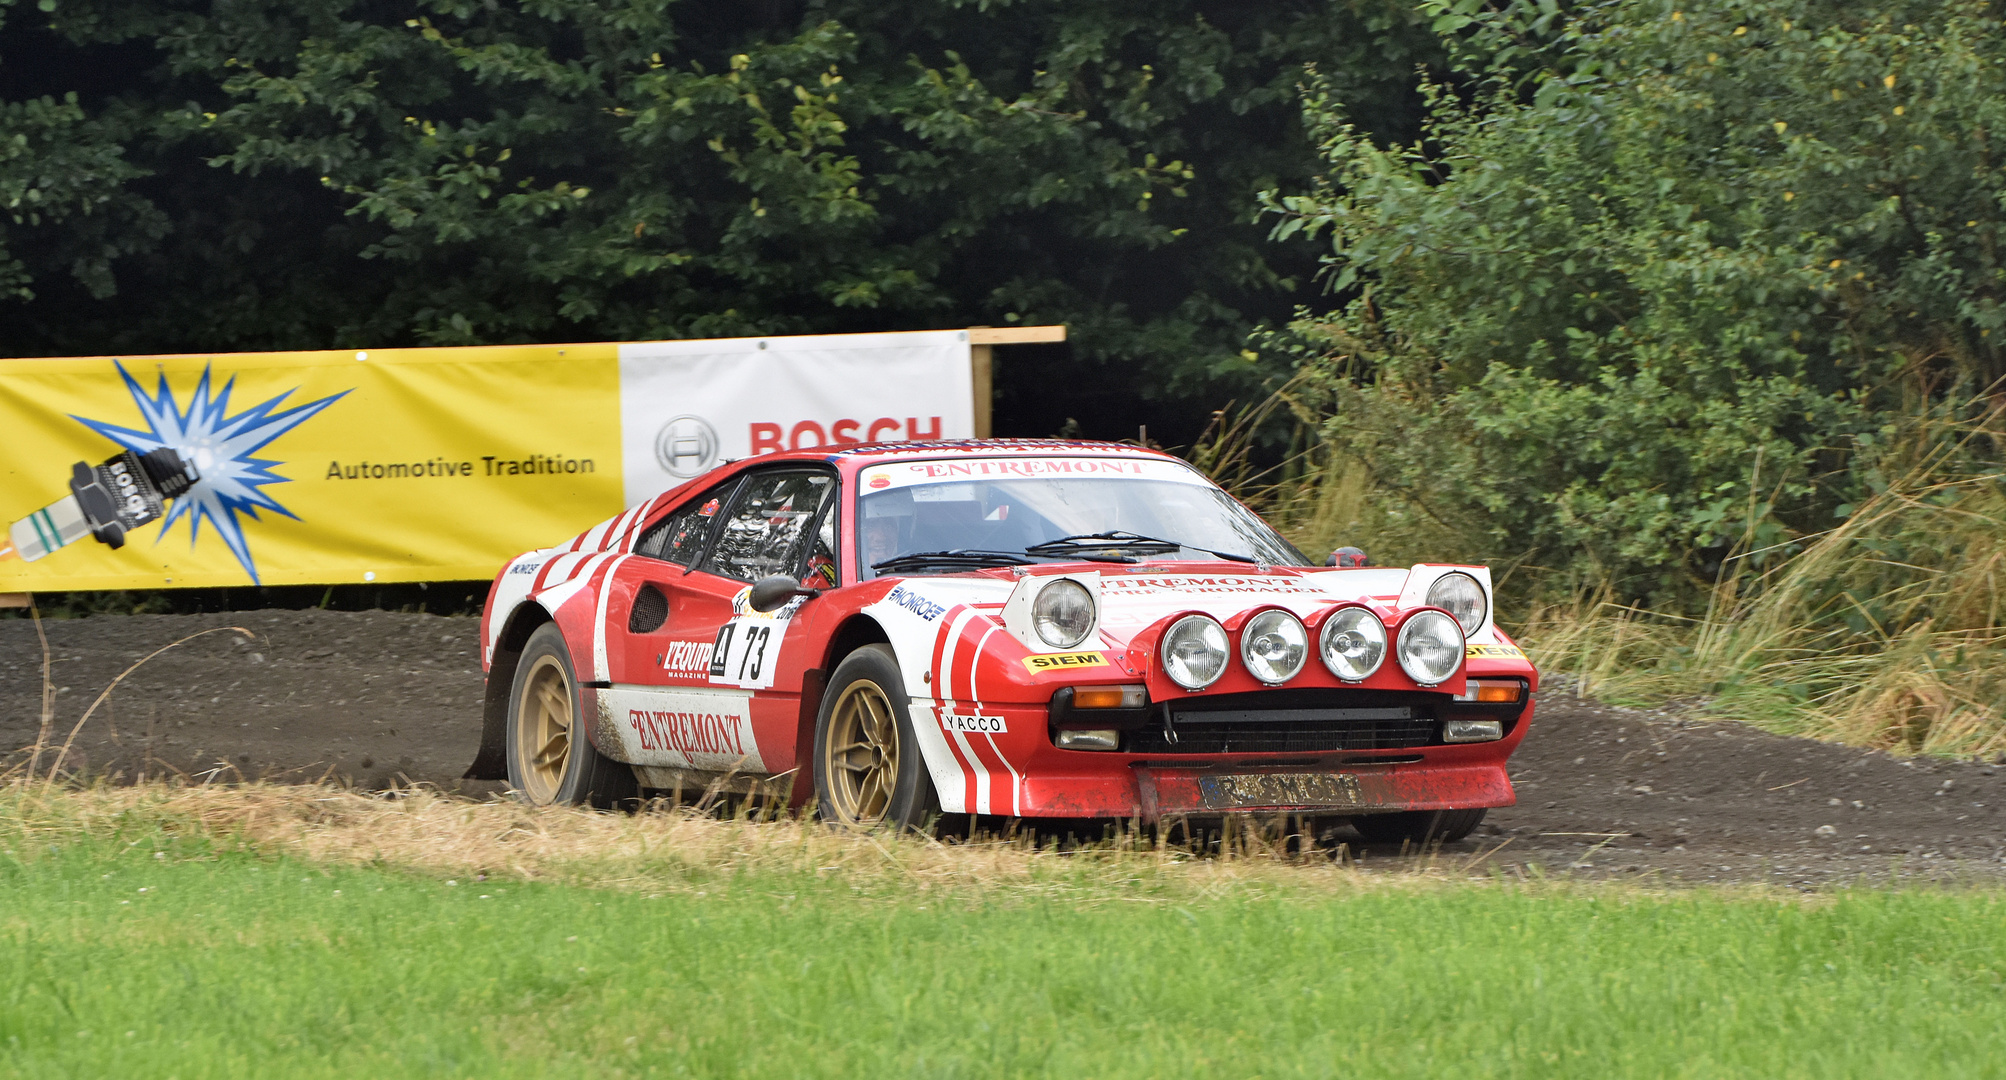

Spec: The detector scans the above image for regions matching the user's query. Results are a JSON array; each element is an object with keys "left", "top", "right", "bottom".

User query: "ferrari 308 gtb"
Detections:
[{"left": 465, "top": 439, "right": 1536, "bottom": 842}]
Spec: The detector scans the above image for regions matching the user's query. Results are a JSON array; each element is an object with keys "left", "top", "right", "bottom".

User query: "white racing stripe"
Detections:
[
  {"left": 964, "top": 624, "right": 1021, "bottom": 816},
  {"left": 591, "top": 553, "right": 634, "bottom": 682},
  {"left": 935, "top": 608, "right": 989, "bottom": 814},
  {"left": 906, "top": 700, "right": 969, "bottom": 815}
]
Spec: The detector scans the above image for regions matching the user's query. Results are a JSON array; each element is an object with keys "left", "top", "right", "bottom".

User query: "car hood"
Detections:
[{"left": 874, "top": 562, "right": 1496, "bottom": 652}]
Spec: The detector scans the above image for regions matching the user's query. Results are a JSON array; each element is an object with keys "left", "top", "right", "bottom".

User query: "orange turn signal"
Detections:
[
  {"left": 1454, "top": 678, "right": 1525, "bottom": 704},
  {"left": 1072, "top": 685, "right": 1147, "bottom": 709}
]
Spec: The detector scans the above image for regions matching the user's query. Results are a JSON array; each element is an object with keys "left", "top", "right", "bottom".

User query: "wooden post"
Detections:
[
  {"left": 967, "top": 325, "right": 1066, "bottom": 440},
  {"left": 970, "top": 342, "right": 994, "bottom": 439}
]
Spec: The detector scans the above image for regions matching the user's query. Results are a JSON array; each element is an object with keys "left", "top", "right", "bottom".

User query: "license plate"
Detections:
[{"left": 1197, "top": 772, "right": 1364, "bottom": 810}]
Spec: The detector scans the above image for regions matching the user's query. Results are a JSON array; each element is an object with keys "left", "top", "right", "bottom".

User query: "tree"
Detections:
[{"left": 0, "top": 0, "right": 1437, "bottom": 443}]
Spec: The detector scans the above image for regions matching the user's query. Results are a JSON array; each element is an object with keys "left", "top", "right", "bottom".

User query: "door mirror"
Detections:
[{"left": 748, "top": 574, "right": 819, "bottom": 613}]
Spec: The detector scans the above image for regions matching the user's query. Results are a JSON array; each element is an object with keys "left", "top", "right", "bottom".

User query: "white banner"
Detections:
[{"left": 618, "top": 330, "right": 974, "bottom": 506}]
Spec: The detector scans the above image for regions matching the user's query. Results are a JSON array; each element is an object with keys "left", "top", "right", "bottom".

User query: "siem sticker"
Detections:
[
  {"left": 1466, "top": 643, "right": 1526, "bottom": 659},
  {"left": 1022, "top": 651, "right": 1109, "bottom": 672}
]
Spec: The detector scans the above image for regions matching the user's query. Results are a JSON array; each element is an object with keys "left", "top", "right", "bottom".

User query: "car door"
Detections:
[
  {"left": 611, "top": 476, "right": 741, "bottom": 687},
  {"left": 599, "top": 468, "right": 837, "bottom": 779},
  {"left": 694, "top": 468, "right": 839, "bottom": 693}
]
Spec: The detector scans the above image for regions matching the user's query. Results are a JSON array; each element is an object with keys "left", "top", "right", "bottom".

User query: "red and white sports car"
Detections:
[{"left": 465, "top": 439, "right": 1536, "bottom": 842}]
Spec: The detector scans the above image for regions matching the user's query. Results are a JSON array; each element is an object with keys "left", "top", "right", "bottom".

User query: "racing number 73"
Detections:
[{"left": 708, "top": 622, "right": 773, "bottom": 683}]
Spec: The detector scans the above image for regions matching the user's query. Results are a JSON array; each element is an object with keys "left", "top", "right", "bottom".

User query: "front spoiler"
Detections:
[{"left": 1019, "top": 758, "right": 1515, "bottom": 821}]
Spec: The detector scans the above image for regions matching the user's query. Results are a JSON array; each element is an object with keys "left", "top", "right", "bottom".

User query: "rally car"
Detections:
[{"left": 465, "top": 439, "right": 1536, "bottom": 842}]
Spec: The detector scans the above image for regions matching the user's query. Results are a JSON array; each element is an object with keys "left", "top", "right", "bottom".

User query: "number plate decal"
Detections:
[{"left": 1197, "top": 772, "right": 1365, "bottom": 810}]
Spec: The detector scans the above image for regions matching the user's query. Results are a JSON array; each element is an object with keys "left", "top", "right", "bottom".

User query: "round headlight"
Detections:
[
  {"left": 1318, "top": 606, "right": 1387, "bottom": 682},
  {"left": 1425, "top": 571, "right": 1488, "bottom": 635},
  {"left": 1161, "top": 614, "right": 1229, "bottom": 690},
  {"left": 1240, "top": 610, "right": 1308, "bottom": 684},
  {"left": 1396, "top": 610, "right": 1465, "bottom": 686},
  {"left": 1032, "top": 578, "right": 1096, "bottom": 649}
]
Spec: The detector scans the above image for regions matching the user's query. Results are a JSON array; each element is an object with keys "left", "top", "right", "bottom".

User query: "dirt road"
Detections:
[{"left": 4, "top": 609, "right": 2002, "bottom": 885}]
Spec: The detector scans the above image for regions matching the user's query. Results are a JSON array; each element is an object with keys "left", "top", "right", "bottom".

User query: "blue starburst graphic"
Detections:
[{"left": 71, "top": 363, "right": 349, "bottom": 584}]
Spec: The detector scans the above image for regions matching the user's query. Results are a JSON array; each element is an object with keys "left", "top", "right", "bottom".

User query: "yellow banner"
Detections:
[{"left": 0, "top": 344, "right": 622, "bottom": 590}]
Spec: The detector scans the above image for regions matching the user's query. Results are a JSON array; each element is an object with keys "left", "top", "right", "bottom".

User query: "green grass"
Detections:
[{"left": 3, "top": 832, "right": 2005, "bottom": 1078}]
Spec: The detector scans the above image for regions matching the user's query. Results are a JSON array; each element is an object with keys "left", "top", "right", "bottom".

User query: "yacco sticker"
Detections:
[
  {"left": 1023, "top": 651, "right": 1108, "bottom": 672},
  {"left": 940, "top": 713, "right": 1008, "bottom": 735},
  {"left": 857, "top": 457, "right": 1207, "bottom": 492},
  {"left": 1466, "top": 642, "right": 1526, "bottom": 660},
  {"left": 885, "top": 583, "right": 945, "bottom": 622}
]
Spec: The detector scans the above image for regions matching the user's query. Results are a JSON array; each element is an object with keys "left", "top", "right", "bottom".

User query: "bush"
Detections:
[{"left": 1265, "top": 0, "right": 2006, "bottom": 608}]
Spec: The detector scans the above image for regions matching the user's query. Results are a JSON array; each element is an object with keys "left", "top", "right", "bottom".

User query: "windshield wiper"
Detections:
[
  {"left": 871, "top": 550, "right": 1034, "bottom": 574},
  {"left": 1024, "top": 531, "right": 1257, "bottom": 564}
]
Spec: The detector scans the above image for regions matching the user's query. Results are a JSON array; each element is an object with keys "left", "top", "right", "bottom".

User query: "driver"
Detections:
[
  {"left": 862, "top": 516, "right": 902, "bottom": 574},
  {"left": 860, "top": 489, "right": 913, "bottom": 576}
]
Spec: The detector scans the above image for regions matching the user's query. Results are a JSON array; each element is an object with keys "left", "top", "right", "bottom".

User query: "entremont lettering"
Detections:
[
  {"left": 1102, "top": 575, "right": 1317, "bottom": 594},
  {"left": 909, "top": 460, "right": 1145, "bottom": 480},
  {"left": 626, "top": 707, "right": 747, "bottom": 757}
]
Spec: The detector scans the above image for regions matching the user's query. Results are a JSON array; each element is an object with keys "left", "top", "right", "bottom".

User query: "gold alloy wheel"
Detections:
[
  {"left": 515, "top": 654, "right": 574, "bottom": 803},
  {"left": 822, "top": 679, "right": 900, "bottom": 824}
]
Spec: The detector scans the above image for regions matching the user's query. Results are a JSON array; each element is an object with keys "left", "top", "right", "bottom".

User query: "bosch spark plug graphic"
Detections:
[{"left": 1, "top": 447, "right": 199, "bottom": 563}]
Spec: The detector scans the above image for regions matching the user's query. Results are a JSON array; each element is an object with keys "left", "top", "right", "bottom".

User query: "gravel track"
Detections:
[{"left": 4, "top": 609, "right": 2002, "bottom": 886}]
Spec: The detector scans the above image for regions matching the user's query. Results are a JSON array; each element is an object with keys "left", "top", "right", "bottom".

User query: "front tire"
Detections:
[
  {"left": 505, "top": 622, "right": 638, "bottom": 808},
  {"left": 1348, "top": 808, "right": 1487, "bottom": 845},
  {"left": 813, "top": 644, "right": 938, "bottom": 831}
]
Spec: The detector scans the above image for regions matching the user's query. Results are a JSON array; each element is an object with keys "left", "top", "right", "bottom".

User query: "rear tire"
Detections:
[
  {"left": 505, "top": 623, "right": 638, "bottom": 808},
  {"left": 813, "top": 644, "right": 939, "bottom": 832},
  {"left": 1348, "top": 808, "right": 1487, "bottom": 845}
]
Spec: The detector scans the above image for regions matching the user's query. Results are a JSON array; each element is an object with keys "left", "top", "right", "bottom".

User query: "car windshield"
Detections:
[{"left": 855, "top": 456, "right": 1310, "bottom": 578}]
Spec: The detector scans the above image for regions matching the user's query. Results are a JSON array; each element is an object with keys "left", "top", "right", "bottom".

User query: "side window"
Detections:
[
  {"left": 803, "top": 499, "right": 840, "bottom": 588},
  {"left": 635, "top": 479, "right": 738, "bottom": 566},
  {"left": 699, "top": 471, "right": 837, "bottom": 581}
]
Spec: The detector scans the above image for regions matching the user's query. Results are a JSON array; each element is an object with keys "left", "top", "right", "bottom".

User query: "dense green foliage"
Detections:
[
  {"left": 0, "top": 0, "right": 1436, "bottom": 439},
  {"left": 7, "top": 827, "right": 2006, "bottom": 1076},
  {"left": 1268, "top": 0, "right": 2006, "bottom": 603}
]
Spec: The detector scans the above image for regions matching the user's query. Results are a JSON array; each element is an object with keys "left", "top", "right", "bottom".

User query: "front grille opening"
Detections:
[{"left": 1129, "top": 716, "right": 1435, "bottom": 754}]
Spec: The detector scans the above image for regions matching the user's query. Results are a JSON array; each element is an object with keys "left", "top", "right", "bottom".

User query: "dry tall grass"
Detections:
[
  {"left": 1228, "top": 391, "right": 2006, "bottom": 759},
  {"left": 0, "top": 780, "right": 1524, "bottom": 899},
  {"left": 1518, "top": 470, "right": 2006, "bottom": 758}
]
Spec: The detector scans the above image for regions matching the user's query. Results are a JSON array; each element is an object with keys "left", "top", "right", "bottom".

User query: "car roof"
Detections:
[
  {"left": 829, "top": 437, "right": 1169, "bottom": 462},
  {"left": 721, "top": 437, "right": 1178, "bottom": 467}
]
